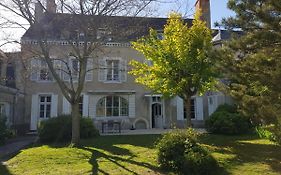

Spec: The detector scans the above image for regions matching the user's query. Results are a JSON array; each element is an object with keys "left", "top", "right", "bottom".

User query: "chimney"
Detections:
[
  {"left": 35, "top": 2, "right": 44, "bottom": 21},
  {"left": 195, "top": 0, "right": 211, "bottom": 28},
  {"left": 47, "top": 0, "right": 57, "bottom": 13}
]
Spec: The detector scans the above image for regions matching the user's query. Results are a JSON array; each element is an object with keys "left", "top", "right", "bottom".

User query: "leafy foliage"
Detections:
[
  {"left": 130, "top": 12, "right": 217, "bottom": 125},
  {"left": 206, "top": 104, "right": 251, "bottom": 135},
  {"left": 218, "top": 0, "right": 281, "bottom": 142},
  {"left": 38, "top": 115, "right": 99, "bottom": 143},
  {"left": 155, "top": 129, "right": 218, "bottom": 174}
]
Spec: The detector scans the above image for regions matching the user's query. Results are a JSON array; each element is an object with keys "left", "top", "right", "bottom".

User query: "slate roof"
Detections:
[
  {"left": 212, "top": 29, "right": 243, "bottom": 43},
  {"left": 22, "top": 13, "right": 193, "bottom": 42}
]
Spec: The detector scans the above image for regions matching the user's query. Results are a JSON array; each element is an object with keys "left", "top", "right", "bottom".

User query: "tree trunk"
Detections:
[
  {"left": 71, "top": 102, "right": 80, "bottom": 146},
  {"left": 184, "top": 97, "right": 192, "bottom": 127}
]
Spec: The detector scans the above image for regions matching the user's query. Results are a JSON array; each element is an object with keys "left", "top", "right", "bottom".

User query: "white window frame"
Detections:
[
  {"left": 96, "top": 96, "right": 129, "bottom": 117},
  {"left": 39, "top": 95, "right": 52, "bottom": 119}
]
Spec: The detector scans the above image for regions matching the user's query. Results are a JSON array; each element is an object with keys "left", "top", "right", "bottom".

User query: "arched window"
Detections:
[{"left": 96, "top": 96, "right": 128, "bottom": 117}]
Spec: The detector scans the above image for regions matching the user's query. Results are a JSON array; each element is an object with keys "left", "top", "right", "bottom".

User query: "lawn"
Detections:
[{"left": 0, "top": 134, "right": 280, "bottom": 175}]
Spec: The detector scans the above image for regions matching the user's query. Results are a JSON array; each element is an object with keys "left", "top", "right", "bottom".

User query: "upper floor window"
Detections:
[
  {"left": 96, "top": 96, "right": 128, "bottom": 117},
  {"left": 98, "top": 57, "right": 127, "bottom": 83},
  {"left": 30, "top": 59, "right": 53, "bottom": 82}
]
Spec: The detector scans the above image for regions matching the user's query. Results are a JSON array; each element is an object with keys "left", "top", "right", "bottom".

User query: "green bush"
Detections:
[
  {"left": 0, "top": 114, "right": 8, "bottom": 144},
  {"left": 38, "top": 115, "right": 99, "bottom": 143},
  {"left": 206, "top": 104, "right": 250, "bottom": 135},
  {"left": 155, "top": 129, "right": 218, "bottom": 175},
  {"left": 255, "top": 125, "right": 275, "bottom": 141}
]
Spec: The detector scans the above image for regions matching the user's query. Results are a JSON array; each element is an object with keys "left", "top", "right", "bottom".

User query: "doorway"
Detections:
[{"left": 152, "top": 103, "right": 163, "bottom": 128}]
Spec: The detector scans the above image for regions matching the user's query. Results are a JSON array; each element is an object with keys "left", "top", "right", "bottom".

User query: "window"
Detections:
[
  {"left": 106, "top": 60, "right": 119, "bottom": 81},
  {"left": 96, "top": 96, "right": 128, "bottom": 117},
  {"left": 152, "top": 96, "right": 161, "bottom": 103},
  {"left": 39, "top": 95, "right": 52, "bottom": 118},
  {"left": 39, "top": 61, "right": 52, "bottom": 81},
  {"left": 98, "top": 58, "right": 127, "bottom": 82},
  {"left": 184, "top": 99, "right": 196, "bottom": 119},
  {"left": 31, "top": 59, "right": 53, "bottom": 81},
  {"left": 97, "top": 28, "right": 112, "bottom": 41},
  {"left": 71, "top": 59, "right": 79, "bottom": 81}
]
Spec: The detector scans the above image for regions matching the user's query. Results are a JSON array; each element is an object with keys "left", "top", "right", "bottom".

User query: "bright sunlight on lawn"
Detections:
[{"left": 0, "top": 134, "right": 281, "bottom": 175}]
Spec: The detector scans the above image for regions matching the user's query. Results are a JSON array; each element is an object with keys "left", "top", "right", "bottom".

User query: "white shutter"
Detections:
[
  {"left": 128, "top": 94, "right": 135, "bottom": 118},
  {"left": 92, "top": 95, "right": 99, "bottom": 118},
  {"left": 51, "top": 94, "right": 58, "bottom": 117},
  {"left": 86, "top": 59, "right": 93, "bottom": 81},
  {"left": 63, "top": 59, "right": 70, "bottom": 81},
  {"left": 196, "top": 97, "right": 204, "bottom": 120},
  {"left": 30, "top": 59, "right": 39, "bottom": 81},
  {"left": 82, "top": 94, "right": 89, "bottom": 117},
  {"left": 98, "top": 59, "right": 106, "bottom": 82},
  {"left": 62, "top": 97, "right": 71, "bottom": 114},
  {"left": 176, "top": 96, "right": 184, "bottom": 120},
  {"left": 120, "top": 59, "right": 127, "bottom": 82},
  {"left": 30, "top": 94, "right": 38, "bottom": 130},
  {"left": 53, "top": 59, "right": 61, "bottom": 79}
]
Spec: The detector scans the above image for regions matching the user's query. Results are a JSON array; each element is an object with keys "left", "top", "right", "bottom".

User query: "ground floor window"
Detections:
[
  {"left": 79, "top": 96, "right": 83, "bottom": 116},
  {"left": 96, "top": 96, "right": 128, "bottom": 117},
  {"left": 39, "top": 95, "right": 52, "bottom": 118},
  {"left": 184, "top": 98, "right": 196, "bottom": 119}
]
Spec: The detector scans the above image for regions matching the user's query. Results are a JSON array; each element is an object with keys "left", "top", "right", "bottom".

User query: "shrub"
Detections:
[
  {"left": 255, "top": 125, "right": 275, "bottom": 141},
  {"left": 0, "top": 114, "right": 8, "bottom": 144},
  {"left": 156, "top": 129, "right": 218, "bottom": 175},
  {"left": 38, "top": 115, "right": 99, "bottom": 143},
  {"left": 206, "top": 104, "right": 251, "bottom": 135}
]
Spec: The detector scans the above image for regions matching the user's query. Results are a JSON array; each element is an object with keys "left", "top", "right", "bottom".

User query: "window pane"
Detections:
[
  {"left": 40, "top": 96, "right": 45, "bottom": 102},
  {"left": 106, "top": 107, "right": 112, "bottom": 116},
  {"left": 121, "top": 108, "right": 128, "bottom": 116},
  {"left": 40, "top": 104, "right": 45, "bottom": 111},
  {"left": 106, "top": 96, "right": 112, "bottom": 107},
  {"left": 113, "top": 107, "right": 119, "bottom": 116},
  {"left": 113, "top": 96, "right": 119, "bottom": 107},
  {"left": 47, "top": 96, "right": 51, "bottom": 102},
  {"left": 40, "top": 112, "right": 45, "bottom": 118}
]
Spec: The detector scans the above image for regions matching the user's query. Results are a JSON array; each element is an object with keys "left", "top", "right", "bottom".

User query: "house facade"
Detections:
[{"left": 16, "top": 0, "right": 231, "bottom": 132}]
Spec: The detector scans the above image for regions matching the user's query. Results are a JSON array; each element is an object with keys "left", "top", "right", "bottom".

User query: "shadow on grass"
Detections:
[
  {"left": 80, "top": 135, "right": 164, "bottom": 175},
  {"left": 199, "top": 134, "right": 281, "bottom": 174}
]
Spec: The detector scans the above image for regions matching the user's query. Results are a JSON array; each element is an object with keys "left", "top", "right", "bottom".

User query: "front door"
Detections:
[{"left": 152, "top": 103, "right": 162, "bottom": 128}]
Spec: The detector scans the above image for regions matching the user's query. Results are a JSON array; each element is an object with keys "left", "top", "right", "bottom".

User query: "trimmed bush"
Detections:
[
  {"left": 156, "top": 129, "right": 218, "bottom": 175},
  {"left": 206, "top": 104, "right": 250, "bottom": 135},
  {"left": 38, "top": 115, "right": 99, "bottom": 143}
]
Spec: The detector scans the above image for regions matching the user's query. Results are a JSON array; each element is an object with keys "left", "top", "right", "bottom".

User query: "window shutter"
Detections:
[
  {"left": 53, "top": 59, "right": 62, "bottom": 79},
  {"left": 30, "top": 59, "right": 39, "bottom": 81},
  {"left": 176, "top": 96, "right": 184, "bottom": 120},
  {"left": 98, "top": 59, "right": 106, "bottom": 82},
  {"left": 63, "top": 59, "right": 70, "bottom": 81},
  {"left": 30, "top": 94, "right": 38, "bottom": 130},
  {"left": 62, "top": 97, "right": 71, "bottom": 114},
  {"left": 195, "top": 97, "right": 204, "bottom": 120},
  {"left": 128, "top": 94, "right": 135, "bottom": 118},
  {"left": 86, "top": 59, "right": 93, "bottom": 81},
  {"left": 51, "top": 94, "right": 58, "bottom": 117},
  {"left": 120, "top": 59, "right": 127, "bottom": 82},
  {"left": 82, "top": 94, "right": 89, "bottom": 117}
]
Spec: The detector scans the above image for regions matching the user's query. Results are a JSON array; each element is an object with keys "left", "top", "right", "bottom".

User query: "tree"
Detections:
[
  {"left": 0, "top": 0, "right": 160, "bottom": 146},
  {"left": 130, "top": 12, "right": 217, "bottom": 126},
  {"left": 218, "top": 0, "right": 281, "bottom": 142}
]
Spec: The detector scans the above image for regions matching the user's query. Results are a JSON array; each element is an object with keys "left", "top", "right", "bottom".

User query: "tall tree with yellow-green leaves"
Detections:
[
  {"left": 218, "top": 0, "right": 281, "bottom": 143},
  {"left": 130, "top": 12, "right": 217, "bottom": 126}
]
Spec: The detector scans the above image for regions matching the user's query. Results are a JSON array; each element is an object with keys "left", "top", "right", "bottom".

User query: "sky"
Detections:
[{"left": 0, "top": 0, "right": 235, "bottom": 52}]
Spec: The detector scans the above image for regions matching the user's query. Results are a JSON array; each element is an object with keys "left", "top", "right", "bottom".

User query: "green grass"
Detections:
[{"left": 0, "top": 134, "right": 281, "bottom": 175}]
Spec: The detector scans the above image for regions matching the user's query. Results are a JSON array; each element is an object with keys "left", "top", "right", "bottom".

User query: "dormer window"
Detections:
[
  {"left": 97, "top": 28, "right": 112, "bottom": 41},
  {"left": 156, "top": 30, "right": 164, "bottom": 40},
  {"left": 78, "top": 32, "right": 85, "bottom": 40}
]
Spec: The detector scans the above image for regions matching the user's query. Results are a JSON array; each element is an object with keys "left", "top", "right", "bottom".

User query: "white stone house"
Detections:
[{"left": 18, "top": 0, "right": 232, "bottom": 131}]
